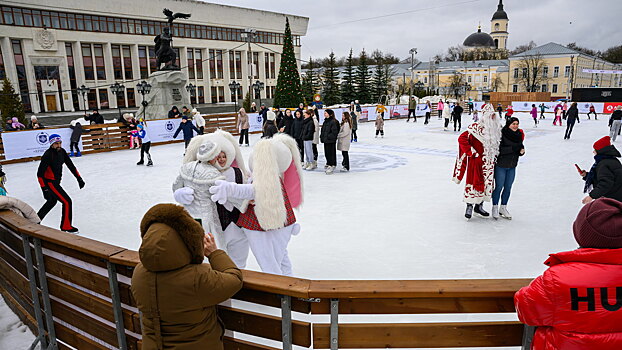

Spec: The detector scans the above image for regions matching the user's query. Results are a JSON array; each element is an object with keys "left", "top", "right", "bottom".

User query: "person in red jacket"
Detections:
[{"left": 514, "top": 198, "right": 622, "bottom": 350}]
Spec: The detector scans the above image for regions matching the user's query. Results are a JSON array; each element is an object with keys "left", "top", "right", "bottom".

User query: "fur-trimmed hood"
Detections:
[
  {"left": 139, "top": 204, "right": 204, "bottom": 272},
  {"left": 183, "top": 130, "right": 249, "bottom": 177}
]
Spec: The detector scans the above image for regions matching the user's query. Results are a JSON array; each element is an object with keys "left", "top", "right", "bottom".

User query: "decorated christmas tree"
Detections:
[
  {"left": 0, "top": 78, "right": 26, "bottom": 127},
  {"left": 273, "top": 18, "right": 303, "bottom": 108}
]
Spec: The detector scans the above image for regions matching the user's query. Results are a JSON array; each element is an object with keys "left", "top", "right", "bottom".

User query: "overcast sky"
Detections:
[{"left": 211, "top": 0, "right": 621, "bottom": 63}]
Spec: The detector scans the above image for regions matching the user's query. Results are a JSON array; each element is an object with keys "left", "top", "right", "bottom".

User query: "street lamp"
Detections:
[
  {"left": 186, "top": 83, "right": 196, "bottom": 104},
  {"left": 136, "top": 80, "right": 152, "bottom": 120},
  {"left": 110, "top": 82, "right": 126, "bottom": 119},
  {"left": 409, "top": 48, "right": 417, "bottom": 96},
  {"left": 252, "top": 80, "right": 264, "bottom": 108},
  {"left": 228, "top": 80, "right": 241, "bottom": 111},
  {"left": 77, "top": 84, "right": 89, "bottom": 111}
]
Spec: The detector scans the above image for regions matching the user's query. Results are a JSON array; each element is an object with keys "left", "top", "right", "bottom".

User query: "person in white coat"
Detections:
[
  {"left": 192, "top": 108, "right": 206, "bottom": 135},
  {"left": 443, "top": 101, "right": 452, "bottom": 131},
  {"left": 338, "top": 112, "right": 352, "bottom": 172},
  {"left": 209, "top": 133, "right": 304, "bottom": 276}
]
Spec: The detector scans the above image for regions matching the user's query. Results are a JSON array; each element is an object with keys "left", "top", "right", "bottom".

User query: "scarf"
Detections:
[
  {"left": 584, "top": 154, "right": 615, "bottom": 193},
  {"left": 501, "top": 127, "right": 523, "bottom": 144}
]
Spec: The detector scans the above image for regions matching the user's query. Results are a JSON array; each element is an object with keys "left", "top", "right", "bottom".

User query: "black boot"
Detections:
[
  {"left": 465, "top": 204, "right": 474, "bottom": 219},
  {"left": 474, "top": 203, "right": 490, "bottom": 217},
  {"left": 137, "top": 159, "right": 144, "bottom": 165},
  {"left": 146, "top": 155, "right": 153, "bottom": 167}
]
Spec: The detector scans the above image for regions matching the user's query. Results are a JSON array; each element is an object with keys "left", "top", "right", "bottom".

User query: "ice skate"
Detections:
[
  {"left": 499, "top": 205, "right": 512, "bottom": 220},
  {"left": 340, "top": 167, "right": 349, "bottom": 172},
  {"left": 64, "top": 227, "right": 79, "bottom": 234},
  {"left": 465, "top": 204, "right": 473, "bottom": 220},
  {"left": 69, "top": 151, "right": 74, "bottom": 157},
  {"left": 76, "top": 151, "right": 82, "bottom": 157},
  {"left": 308, "top": 161, "right": 317, "bottom": 170},
  {"left": 375, "top": 135, "right": 378, "bottom": 138},
  {"left": 303, "top": 162, "right": 310, "bottom": 170},
  {"left": 137, "top": 160, "right": 144, "bottom": 165},
  {"left": 325, "top": 166, "right": 335, "bottom": 175},
  {"left": 492, "top": 205, "right": 500, "bottom": 220},
  {"left": 474, "top": 203, "right": 489, "bottom": 218}
]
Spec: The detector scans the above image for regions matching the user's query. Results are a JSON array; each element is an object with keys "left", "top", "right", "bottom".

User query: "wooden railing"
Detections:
[{"left": 0, "top": 210, "right": 535, "bottom": 349}]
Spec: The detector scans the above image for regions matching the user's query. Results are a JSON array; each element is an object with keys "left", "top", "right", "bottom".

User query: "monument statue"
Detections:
[{"left": 154, "top": 8, "right": 191, "bottom": 71}]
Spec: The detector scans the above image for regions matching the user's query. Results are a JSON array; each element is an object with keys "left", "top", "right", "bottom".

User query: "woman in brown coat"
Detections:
[
  {"left": 131, "top": 203, "right": 243, "bottom": 350},
  {"left": 237, "top": 108, "right": 250, "bottom": 147}
]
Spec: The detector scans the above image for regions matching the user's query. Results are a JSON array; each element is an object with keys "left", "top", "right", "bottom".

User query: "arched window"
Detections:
[{"left": 494, "top": 23, "right": 499, "bottom": 31}]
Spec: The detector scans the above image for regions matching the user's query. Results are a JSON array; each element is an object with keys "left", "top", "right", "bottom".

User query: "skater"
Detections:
[
  {"left": 564, "top": 102, "right": 580, "bottom": 139},
  {"left": 579, "top": 136, "right": 622, "bottom": 204},
  {"left": 376, "top": 103, "right": 387, "bottom": 121},
  {"left": 496, "top": 103, "right": 503, "bottom": 116},
  {"left": 37, "top": 134, "right": 85, "bottom": 233},
  {"left": 491, "top": 117, "right": 525, "bottom": 219},
  {"left": 173, "top": 115, "right": 201, "bottom": 149},
  {"left": 258, "top": 104, "right": 268, "bottom": 134},
  {"left": 562, "top": 101, "right": 568, "bottom": 119},
  {"left": 311, "top": 111, "right": 320, "bottom": 163},
  {"left": 530, "top": 104, "right": 539, "bottom": 127},
  {"left": 375, "top": 111, "right": 384, "bottom": 138},
  {"left": 453, "top": 104, "right": 502, "bottom": 219},
  {"left": 131, "top": 204, "right": 243, "bottom": 350},
  {"left": 587, "top": 103, "right": 597, "bottom": 120},
  {"left": 302, "top": 109, "right": 316, "bottom": 170},
  {"left": 407, "top": 97, "right": 417, "bottom": 122},
  {"left": 120, "top": 113, "right": 140, "bottom": 149},
  {"left": 424, "top": 100, "right": 432, "bottom": 124},
  {"left": 539, "top": 103, "right": 547, "bottom": 119},
  {"left": 209, "top": 133, "right": 304, "bottom": 276},
  {"left": 442, "top": 101, "right": 451, "bottom": 131},
  {"left": 468, "top": 100, "right": 474, "bottom": 114},
  {"left": 263, "top": 111, "right": 278, "bottom": 138},
  {"left": 192, "top": 108, "right": 206, "bottom": 135},
  {"left": 351, "top": 105, "right": 359, "bottom": 142},
  {"left": 321, "top": 109, "right": 340, "bottom": 174},
  {"left": 514, "top": 198, "right": 622, "bottom": 350},
  {"left": 136, "top": 123, "right": 153, "bottom": 166},
  {"left": 553, "top": 106, "right": 563, "bottom": 126},
  {"left": 472, "top": 109, "right": 479, "bottom": 122},
  {"left": 69, "top": 120, "right": 89, "bottom": 157},
  {"left": 437, "top": 99, "right": 444, "bottom": 119},
  {"left": 609, "top": 106, "right": 622, "bottom": 141},
  {"left": 292, "top": 110, "right": 305, "bottom": 162},
  {"left": 338, "top": 112, "right": 353, "bottom": 172},
  {"left": 452, "top": 103, "right": 463, "bottom": 132},
  {"left": 278, "top": 108, "right": 294, "bottom": 136},
  {"left": 237, "top": 107, "right": 250, "bottom": 147},
  {"left": 505, "top": 104, "right": 514, "bottom": 121}
]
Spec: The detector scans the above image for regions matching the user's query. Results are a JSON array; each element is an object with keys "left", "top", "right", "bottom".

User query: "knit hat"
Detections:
[
  {"left": 593, "top": 136, "right": 611, "bottom": 151},
  {"left": 573, "top": 198, "right": 622, "bottom": 249},
  {"left": 137, "top": 123, "right": 144, "bottom": 129},
  {"left": 267, "top": 110, "right": 276, "bottom": 121},
  {"left": 196, "top": 139, "right": 221, "bottom": 163},
  {"left": 49, "top": 134, "right": 62, "bottom": 144}
]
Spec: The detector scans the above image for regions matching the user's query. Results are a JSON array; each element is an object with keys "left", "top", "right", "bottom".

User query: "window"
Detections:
[
  {"left": 127, "top": 87, "right": 136, "bottom": 107},
  {"left": 424, "top": 76, "right": 428, "bottom": 84},
  {"left": 148, "top": 46, "right": 157, "bottom": 74},
  {"left": 483, "top": 75, "right": 488, "bottom": 83},
  {"left": 112, "top": 44, "right": 122, "bottom": 79},
  {"left": 253, "top": 52, "right": 259, "bottom": 79},
  {"left": 11, "top": 39, "right": 32, "bottom": 111},
  {"left": 82, "top": 44, "right": 94, "bottom": 80},
  {"left": 123, "top": 46, "right": 132, "bottom": 80},
  {"left": 209, "top": 49, "right": 216, "bottom": 79},
  {"left": 269, "top": 53, "right": 275, "bottom": 79},
  {"left": 467, "top": 76, "right": 471, "bottom": 83},
  {"left": 215, "top": 50, "right": 223, "bottom": 79},
  {"left": 211, "top": 86, "right": 217, "bottom": 103},
  {"left": 0, "top": 43, "right": 5, "bottom": 79},
  {"left": 93, "top": 44, "right": 106, "bottom": 80},
  {"left": 494, "top": 23, "right": 499, "bottom": 31},
  {"left": 513, "top": 68, "right": 518, "bottom": 79},
  {"left": 564, "top": 66, "right": 571, "bottom": 77},
  {"left": 522, "top": 68, "right": 527, "bottom": 78},
  {"left": 198, "top": 86, "right": 205, "bottom": 104},
  {"left": 541, "top": 84, "right": 547, "bottom": 92},
  {"left": 138, "top": 46, "right": 148, "bottom": 79},
  {"left": 218, "top": 86, "right": 225, "bottom": 102},
  {"left": 98, "top": 88, "right": 109, "bottom": 109},
  {"left": 512, "top": 85, "right": 518, "bottom": 92},
  {"left": 116, "top": 87, "right": 126, "bottom": 108},
  {"left": 552, "top": 84, "right": 558, "bottom": 93},
  {"left": 265, "top": 53, "right": 270, "bottom": 79},
  {"left": 229, "top": 51, "right": 235, "bottom": 79},
  {"left": 235, "top": 51, "right": 242, "bottom": 80},
  {"left": 553, "top": 66, "right": 559, "bottom": 78},
  {"left": 543, "top": 66, "right": 548, "bottom": 78},
  {"left": 195, "top": 49, "right": 203, "bottom": 80},
  {"left": 188, "top": 48, "right": 195, "bottom": 79}
]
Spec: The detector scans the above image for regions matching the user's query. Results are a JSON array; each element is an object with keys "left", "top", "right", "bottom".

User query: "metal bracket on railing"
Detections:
[
  {"left": 280, "top": 295, "right": 292, "bottom": 350},
  {"left": 330, "top": 298, "right": 339, "bottom": 350},
  {"left": 107, "top": 262, "right": 128, "bottom": 350},
  {"left": 297, "top": 297, "right": 321, "bottom": 303},
  {"left": 521, "top": 325, "right": 536, "bottom": 350},
  {"left": 22, "top": 234, "right": 47, "bottom": 350},
  {"left": 33, "top": 237, "right": 58, "bottom": 350}
]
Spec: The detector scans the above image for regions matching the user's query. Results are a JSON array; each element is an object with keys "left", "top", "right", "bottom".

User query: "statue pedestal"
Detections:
[{"left": 136, "top": 70, "right": 192, "bottom": 120}]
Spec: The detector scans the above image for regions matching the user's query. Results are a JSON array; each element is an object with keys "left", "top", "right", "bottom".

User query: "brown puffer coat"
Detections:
[{"left": 131, "top": 204, "right": 243, "bottom": 350}]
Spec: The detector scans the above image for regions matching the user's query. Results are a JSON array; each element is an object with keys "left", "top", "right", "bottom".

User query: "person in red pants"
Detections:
[{"left": 37, "top": 134, "right": 85, "bottom": 233}]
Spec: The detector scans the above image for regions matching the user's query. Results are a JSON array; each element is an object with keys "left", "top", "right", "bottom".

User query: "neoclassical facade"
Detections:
[{"left": 0, "top": 0, "right": 309, "bottom": 113}]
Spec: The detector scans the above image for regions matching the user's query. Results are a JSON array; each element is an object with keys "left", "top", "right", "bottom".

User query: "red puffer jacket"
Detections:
[{"left": 514, "top": 248, "right": 622, "bottom": 349}]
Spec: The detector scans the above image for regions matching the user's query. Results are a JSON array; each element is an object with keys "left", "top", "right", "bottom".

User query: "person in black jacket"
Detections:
[
  {"left": 258, "top": 104, "right": 268, "bottom": 136},
  {"left": 279, "top": 109, "right": 294, "bottom": 137},
  {"left": 168, "top": 106, "right": 181, "bottom": 119},
  {"left": 320, "top": 109, "right": 340, "bottom": 174},
  {"left": 564, "top": 102, "right": 580, "bottom": 139},
  {"left": 491, "top": 117, "right": 525, "bottom": 220},
  {"left": 452, "top": 104, "right": 464, "bottom": 132},
  {"left": 85, "top": 109, "right": 104, "bottom": 124},
  {"left": 301, "top": 109, "right": 316, "bottom": 170},
  {"left": 37, "top": 134, "right": 85, "bottom": 233},
  {"left": 69, "top": 121, "right": 90, "bottom": 157},
  {"left": 608, "top": 106, "right": 622, "bottom": 141},
  {"left": 263, "top": 111, "right": 278, "bottom": 138},
  {"left": 291, "top": 110, "right": 304, "bottom": 162},
  {"left": 173, "top": 116, "right": 201, "bottom": 149},
  {"left": 580, "top": 136, "right": 622, "bottom": 204}
]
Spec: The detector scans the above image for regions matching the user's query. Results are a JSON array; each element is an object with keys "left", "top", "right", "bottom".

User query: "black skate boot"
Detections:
[
  {"left": 137, "top": 159, "right": 144, "bottom": 165},
  {"left": 64, "top": 227, "right": 79, "bottom": 234},
  {"left": 474, "top": 203, "right": 490, "bottom": 218},
  {"left": 146, "top": 155, "right": 153, "bottom": 167},
  {"left": 465, "top": 204, "right": 474, "bottom": 220}
]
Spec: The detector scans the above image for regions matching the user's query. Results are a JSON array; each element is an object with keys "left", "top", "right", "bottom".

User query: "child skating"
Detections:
[{"left": 136, "top": 123, "right": 153, "bottom": 166}]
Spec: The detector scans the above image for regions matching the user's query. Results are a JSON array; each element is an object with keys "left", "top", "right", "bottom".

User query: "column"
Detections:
[{"left": 103, "top": 43, "right": 116, "bottom": 109}]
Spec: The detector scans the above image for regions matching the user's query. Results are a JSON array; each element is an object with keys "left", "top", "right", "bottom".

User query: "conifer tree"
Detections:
[
  {"left": 274, "top": 18, "right": 303, "bottom": 108},
  {"left": 322, "top": 51, "right": 340, "bottom": 106},
  {"left": 301, "top": 57, "right": 319, "bottom": 105},
  {"left": 340, "top": 49, "right": 356, "bottom": 104},
  {"left": 355, "top": 49, "right": 372, "bottom": 103},
  {"left": 0, "top": 78, "right": 26, "bottom": 126}
]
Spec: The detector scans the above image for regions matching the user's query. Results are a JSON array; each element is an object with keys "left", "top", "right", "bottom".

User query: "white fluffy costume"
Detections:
[
  {"left": 172, "top": 137, "right": 226, "bottom": 250},
  {"left": 177, "top": 130, "right": 250, "bottom": 267},
  {"left": 209, "top": 133, "right": 304, "bottom": 276}
]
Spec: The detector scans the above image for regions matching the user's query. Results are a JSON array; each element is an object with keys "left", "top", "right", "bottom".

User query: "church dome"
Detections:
[
  {"left": 492, "top": 0, "right": 508, "bottom": 20},
  {"left": 463, "top": 27, "right": 495, "bottom": 48}
]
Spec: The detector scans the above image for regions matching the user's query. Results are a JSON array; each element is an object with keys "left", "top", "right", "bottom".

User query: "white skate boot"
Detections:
[{"left": 499, "top": 205, "right": 512, "bottom": 220}]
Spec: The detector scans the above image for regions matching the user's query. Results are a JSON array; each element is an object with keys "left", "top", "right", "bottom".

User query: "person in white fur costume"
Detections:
[
  {"left": 209, "top": 133, "right": 304, "bottom": 276},
  {"left": 175, "top": 130, "right": 250, "bottom": 267}
]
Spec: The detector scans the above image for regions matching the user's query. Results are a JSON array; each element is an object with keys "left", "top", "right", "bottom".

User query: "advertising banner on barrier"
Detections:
[
  {"left": 248, "top": 113, "right": 263, "bottom": 133},
  {"left": 577, "top": 102, "right": 604, "bottom": 114},
  {"left": 415, "top": 103, "right": 430, "bottom": 116},
  {"left": 604, "top": 102, "right": 622, "bottom": 114},
  {"left": 512, "top": 101, "right": 605, "bottom": 114},
  {"left": 389, "top": 105, "right": 409, "bottom": 118},
  {"left": 144, "top": 118, "right": 184, "bottom": 143},
  {"left": 1, "top": 128, "right": 79, "bottom": 161}
]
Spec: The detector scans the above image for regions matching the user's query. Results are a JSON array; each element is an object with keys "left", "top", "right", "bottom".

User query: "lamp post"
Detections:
[
  {"left": 77, "top": 84, "right": 89, "bottom": 111},
  {"left": 409, "top": 48, "right": 417, "bottom": 96},
  {"left": 241, "top": 28, "right": 257, "bottom": 107},
  {"left": 252, "top": 80, "right": 264, "bottom": 108},
  {"left": 228, "top": 80, "right": 241, "bottom": 112},
  {"left": 110, "top": 82, "right": 126, "bottom": 119},
  {"left": 186, "top": 83, "right": 196, "bottom": 105},
  {"left": 136, "top": 80, "right": 152, "bottom": 120}
]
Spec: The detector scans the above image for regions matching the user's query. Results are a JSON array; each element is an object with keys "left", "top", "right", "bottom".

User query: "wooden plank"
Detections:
[
  {"left": 0, "top": 238, "right": 28, "bottom": 278},
  {"left": 233, "top": 288, "right": 310, "bottom": 314},
  {"left": 219, "top": 306, "right": 311, "bottom": 347},
  {"left": 0, "top": 254, "right": 33, "bottom": 305},
  {"left": 312, "top": 322, "right": 524, "bottom": 348},
  {"left": 308, "top": 279, "right": 532, "bottom": 299},
  {"left": 0, "top": 284, "right": 38, "bottom": 336},
  {"left": 54, "top": 321, "right": 112, "bottom": 350},
  {"left": 40, "top": 239, "right": 109, "bottom": 270},
  {"left": 241, "top": 270, "right": 310, "bottom": 299},
  {"left": 224, "top": 336, "right": 280, "bottom": 350},
  {"left": 311, "top": 296, "right": 516, "bottom": 314},
  {"left": 0, "top": 263, "right": 36, "bottom": 318}
]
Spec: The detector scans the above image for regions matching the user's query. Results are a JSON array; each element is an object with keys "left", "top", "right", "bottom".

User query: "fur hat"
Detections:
[
  {"left": 267, "top": 111, "right": 276, "bottom": 121},
  {"left": 196, "top": 139, "right": 221, "bottom": 163},
  {"left": 248, "top": 133, "right": 304, "bottom": 230},
  {"left": 593, "top": 136, "right": 611, "bottom": 151},
  {"left": 573, "top": 198, "right": 622, "bottom": 249},
  {"left": 191, "top": 108, "right": 199, "bottom": 114},
  {"left": 31, "top": 115, "right": 38, "bottom": 121},
  {"left": 123, "top": 113, "right": 133, "bottom": 121},
  {"left": 183, "top": 130, "right": 249, "bottom": 176}
]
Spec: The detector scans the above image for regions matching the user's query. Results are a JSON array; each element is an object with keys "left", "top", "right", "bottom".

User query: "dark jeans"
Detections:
[
  {"left": 341, "top": 151, "right": 349, "bottom": 170},
  {"left": 444, "top": 118, "right": 450, "bottom": 128},
  {"left": 140, "top": 141, "right": 152, "bottom": 162},
  {"left": 351, "top": 130, "right": 358, "bottom": 141},
  {"left": 492, "top": 167, "right": 516, "bottom": 205},
  {"left": 438, "top": 110, "right": 443, "bottom": 119},
  {"left": 424, "top": 112, "right": 430, "bottom": 124},
  {"left": 587, "top": 111, "right": 597, "bottom": 119},
  {"left": 375, "top": 129, "right": 384, "bottom": 136},
  {"left": 70, "top": 141, "right": 80, "bottom": 153},
  {"left": 324, "top": 143, "right": 337, "bottom": 166},
  {"left": 407, "top": 109, "right": 416, "bottom": 121},
  {"left": 453, "top": 117, "right": 462, "bottom": 131},
  {"left": 312, "top": 143, "right": 318, "bottom": 161},
  {"left": 564, "top": 121, "right": 576, "bottom": 139},
  {"left": 184, "top": 139, "right": 191, "bottom": 148},
  {"left": 239, "top": 128, "right": 249, "bottom": 145},
  {"left": 296, "top": 138, "right": 304, "bottom": 161},
  {"left": 38, "top": 181, "right": 73, "bottom": 231}
]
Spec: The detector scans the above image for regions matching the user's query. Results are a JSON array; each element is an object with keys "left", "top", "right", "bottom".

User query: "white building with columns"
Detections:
[{"left": 0, "top": 0, "right": 309, "bottom": 113}]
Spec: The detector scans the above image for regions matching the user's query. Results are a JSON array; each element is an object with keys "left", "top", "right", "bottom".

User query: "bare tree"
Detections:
[
  {"left": 510, "top": 41, "right": 537, "bottom": 55},
  {"left": 445, "top": 46, "right": 465, "bottom": 62},
  {"left": 448, "top": 72, "right": 465, "bottom": 98},
  {"left": 490, "top": 75, "right": 504, "bottom": 92},
  {"left": 513, "top": 53, "right": 549, "bottom": 92}
]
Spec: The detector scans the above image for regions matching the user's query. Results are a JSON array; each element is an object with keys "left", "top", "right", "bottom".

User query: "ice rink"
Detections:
[{"left": 4, "top": 112, "right": 610, "bottom": 280}]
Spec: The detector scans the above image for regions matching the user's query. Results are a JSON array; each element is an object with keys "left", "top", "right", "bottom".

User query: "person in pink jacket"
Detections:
[
  {"left": 437, "top": 100, "right": 444, "bottom": 119},
  {"left": 530, "top": 104, "right": 538, "bottom": 127}
]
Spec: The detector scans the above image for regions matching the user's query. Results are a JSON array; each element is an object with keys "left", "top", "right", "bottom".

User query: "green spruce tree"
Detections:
[
  {"left": 355, "top": 49, "right": 372, "bottom": 103},
  {"left": 322, "top": 51, "right": 340, "bottom": 106},
  {"left": 340, "top": 49, "right": 356, "bottom": 104},
  {"left": 243, "top": 90, "right": 251, "bottom": 111},
  {"left": 301, "top": 57, "right": 319, "bottom": 105},
  {"left": 371, "top": 51, "right": 386, "bottom": 103},
  {"left": 274, "top": 18, "right": 303, "bottom": 108},
  {"left": 0, "top": 78, "right": 26, "bottom": 127}
]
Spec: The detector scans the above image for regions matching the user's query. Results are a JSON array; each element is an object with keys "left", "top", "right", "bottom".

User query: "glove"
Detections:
[
  {"left": 209, "top": 180, "right": 255, "bottom": 205},
  {"left": 77, "top": 177, "right": 85, "bottom": 189},
  {"left": 41, "top": 186, "right": 53, "bottom": 200},
  {"left": 173, "top": 187, "right": 195, "bottom": 205}
]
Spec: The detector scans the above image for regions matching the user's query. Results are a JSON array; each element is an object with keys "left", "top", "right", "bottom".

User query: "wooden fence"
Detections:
[
  {"left": 0, "top": 209, "right": 535, "bottom": 350},
  {"left": 0, "top": 113, "right": 239, "bottom": 165}
]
